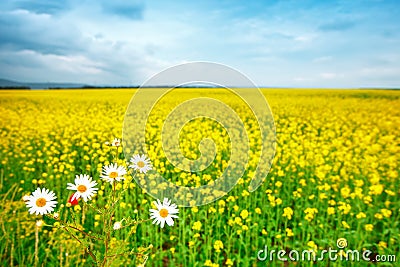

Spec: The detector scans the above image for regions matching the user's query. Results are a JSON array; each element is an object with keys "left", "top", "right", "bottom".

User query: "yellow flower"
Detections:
[
  {"left": 285, "top": 228, "right": 294, "bottom": 237},
  {"left": 241, "top": 190, "right": 250, "bottom": 197},
  {"left": 268, "top": 195, "right": 276, "bottom": 206},
  {"left": 261, "top": 229, "right": 268, "bottom": 235},
  {"left": 234, "top": 217, "right": 242, "bottom": 225},
  {"left": 304, "top": 207, "right": 318, "bottom": 221},
  {"left": 283, "top": 207, "right": 293, "bottom": 220},
  {"left": 338, "top": 203, "right": 351, "bottom": 214},
  {"left": 327, "top": 207, "right": 335, "bottom": 215},
  {"left": 369, "top": 184, "right": 384, "bottom": 195},
  {"left": 214, "top": 240, "right": 224, "bottom": 252},
  {"left": 378, "top": 241, "right": 387, "bottom": 249},
  {"left": 307, "top": 241, "right": 318, "bottom": 251},
  {"left": 354, "top": 179, "right": 364, "bottom": 187},
  {"left": 384, "top": 190, "right": 395, "bottom": 196},
  {"left": 192, "top": 221, "right": 202, "bottom": 231},
  {"left": 340, "top": 187, "right": 351, "bottom": 198},
  {"left": 319, "top": 193, "right": 328, "bottom": 200},
  {"left": 356, "top": 212, "right": 366, "bottom": 219},
  {"left": 365, "top": 224, "right": 374, "bottom": 231},
  {"left": 255, "top": 207, "right": 262, "bottom": 214},
  {"left": 240, "top": 209, "right": 249, "bottom": 219},
  {"left": 380, "top": 209, "right": 392, "bottom": 218},
  {"left": 341, "top": 221, "right": 351, "bottom": 229},
  {"left": 225, "top": 259, "right": 234, "bottom": 266},
  {"left": 208, "top": 207, "right": 216, "bottom": 213},
  {"left": 226, "top": 196, "right": 235, "bottom": 202},
  {"left": 363, "top": 196, "right": 372, "bottom": 205},
  {"left": 374, "top": 213, "right": 383, "bottom": 220},
  {"left": 204, "top": 260, "right": 219, "bottom": 267},
  {"left": 204, "top": 260, "right": 212, "bottom": 266},
  {"left": 191, "top": 206, "right": 199, "bottom": 213}
]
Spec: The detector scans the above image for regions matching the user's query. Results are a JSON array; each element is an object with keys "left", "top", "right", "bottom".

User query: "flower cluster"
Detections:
[
  {"left": 24, "top": 139, "right": 166, "bottom": 219},
  {"left": 23, "top": 138, "right": 179, "bottom": 266}
]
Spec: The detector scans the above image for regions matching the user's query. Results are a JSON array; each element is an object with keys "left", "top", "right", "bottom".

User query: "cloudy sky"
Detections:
[{"left": 0, "top": 0, "right": 399, "bottom": 87}]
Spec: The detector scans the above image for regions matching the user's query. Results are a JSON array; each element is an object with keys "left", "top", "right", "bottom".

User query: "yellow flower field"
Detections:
[{"left": 0, "top": 89, "right": 399, "bottom": 266}]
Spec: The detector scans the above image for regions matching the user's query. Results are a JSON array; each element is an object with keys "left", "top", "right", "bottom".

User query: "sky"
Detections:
[{"left": 0, "top": 0, "right": 399, "bottom": 88}]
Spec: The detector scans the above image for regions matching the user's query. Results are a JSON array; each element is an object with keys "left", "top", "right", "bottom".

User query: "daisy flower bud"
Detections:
[{"left": 113, "top": 221, "right": 122, "bottom": 230}]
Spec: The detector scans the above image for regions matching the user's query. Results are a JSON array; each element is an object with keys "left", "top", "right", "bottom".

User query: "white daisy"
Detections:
[
  {"left": 149, "top": 198, "right": 179, "bottom": 228},
  {"left": 129, "top": 154, "right": 152, "bottom": 174},
  {"left": 25, "top": 187, "right": 58, "bottom": 215},
  {"left": 67, "top": 174, "right": 98, "bottom": 202},
  {"left": 112, "top": 138, "right": 121, "bottom": 147},
  {"left": 113, "top": 221, "right": 122, "bottom": 230},
  {"left": 100, "top": 163, "right": 127, "bottom": 184}
]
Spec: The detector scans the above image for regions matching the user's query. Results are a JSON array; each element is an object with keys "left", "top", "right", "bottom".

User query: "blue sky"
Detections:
[{"left": 0, "top": 0, "right": 399, "bottom": 87}]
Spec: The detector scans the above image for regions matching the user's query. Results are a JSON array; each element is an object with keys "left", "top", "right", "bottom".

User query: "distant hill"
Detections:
[
  {"left": 1, "top": 78, "right": 398, "bottom": 90},
  {"left": 0, "top": 78, "right": 87, "bottom": 89}
]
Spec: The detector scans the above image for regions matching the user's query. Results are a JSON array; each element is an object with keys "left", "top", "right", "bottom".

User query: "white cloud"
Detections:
[
  {"left": 357, "top": 67, "right": 400, "bottom": 87},
  {"left": 312, "top": 56, "right": 333, "bottom": 63},
  {"left": 294, "top": 35, "right": 314, "bottom": 42},
  {"left": 293, "top": 76, "right": 313, "bottom": 82},
  {"left": 320, "top": 73, "right": 337, "bottom": 79},
  {"left": 0, "top": 3, "right": 193, "bottom": 84}
]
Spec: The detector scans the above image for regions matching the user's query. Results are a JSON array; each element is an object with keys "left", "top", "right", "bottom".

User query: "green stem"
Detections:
[{"left": 63, "top": 226, "right": 97, "bottom": 265}]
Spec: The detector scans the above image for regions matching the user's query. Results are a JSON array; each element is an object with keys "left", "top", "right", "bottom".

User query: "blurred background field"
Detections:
[{"left": 0, "top": 88, "right": 399, "bottom": 266}]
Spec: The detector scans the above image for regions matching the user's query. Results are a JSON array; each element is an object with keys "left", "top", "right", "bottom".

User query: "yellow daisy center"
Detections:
[
  {"left": 36, "top": 197, "right": 47, "bottom": 207},
  {"left": 109, "top": 171, "right": 118, "bottom": 179},
  {"left": 137, "top": 161, "right": 145, "bottom": 168},
  {"left": 159, "top": 208, "right": 169, "bottom": 218},
  {"left": 77, "top": 184, "right": 87, "bottom": 193}
]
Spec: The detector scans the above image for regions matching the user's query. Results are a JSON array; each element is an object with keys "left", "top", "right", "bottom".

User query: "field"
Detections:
[{"left": 0, "top": 89, "right": 399, "bottom": 266}]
